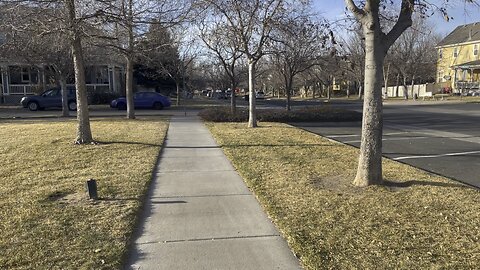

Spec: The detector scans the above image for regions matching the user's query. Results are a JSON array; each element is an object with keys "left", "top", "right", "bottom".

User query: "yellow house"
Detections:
[{"left": 436, "top": 22, "right": 480, "bottom": 92}]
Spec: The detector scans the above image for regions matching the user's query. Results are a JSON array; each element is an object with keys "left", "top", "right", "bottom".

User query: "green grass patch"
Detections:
[
  {"left": 199, "top": 106, "right": 362, "bottom": 122},
  {"left": 207, "top": 122, "right": 480, "bottom": 269},
  {"left": 0, "top": 117, "right": 168, "bottom": 269}
]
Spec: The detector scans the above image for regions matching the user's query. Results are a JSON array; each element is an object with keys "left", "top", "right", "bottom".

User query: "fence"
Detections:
[
  {"left": 8, "top": 85, "right": 36, "bottom": 95},
  {"left": 6, "top": 83, "right": 111, "bottom": 95}
]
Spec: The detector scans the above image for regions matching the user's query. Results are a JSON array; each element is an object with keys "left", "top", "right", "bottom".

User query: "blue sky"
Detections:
[{"left": 313, "top": 0, "right": 480, "bottom": 36}]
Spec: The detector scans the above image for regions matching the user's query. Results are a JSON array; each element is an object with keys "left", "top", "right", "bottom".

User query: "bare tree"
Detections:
[
  {"left": 270, "top": 14, "right": 331, "bottom": 110},
  {"left": 96, "top": 0, "right": 191, "bottom": 118},
  {"left": 389, "top": 16, "right": 439, "bottom": 98},
  {"left": 1, "top": 0, "right": 98, "bottom": 143},
  {"left": 203, "top": 0, "right": 289, "bottom": 127},
  {"left": 199, "top": 18, "right": 243, "bottom": 114},
  {"left": 345, "top": 0, "right": 478, "bottom": 187}
]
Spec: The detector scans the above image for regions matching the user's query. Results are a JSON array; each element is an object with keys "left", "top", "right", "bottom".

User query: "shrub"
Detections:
[{"left": 199, "top": 106, "right": 362, "bottom": 122}]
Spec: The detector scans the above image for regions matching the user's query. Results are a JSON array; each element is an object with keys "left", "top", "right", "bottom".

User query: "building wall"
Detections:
[{"left": 437, "top": 41, "right": 480, "bottom": 88}]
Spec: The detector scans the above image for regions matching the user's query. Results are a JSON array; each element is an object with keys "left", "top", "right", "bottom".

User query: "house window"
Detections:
[
  {"left": 453, "top": 47, "right": 459, "bottom": 58},
  {"left": 437, "top": 70, "right": 444, "bottom": 83},
  {"left": 474, "top": 44, "right": 479, "bottom": 56},
  {"left": 21, "top": 67, "right": 30, "bottom": 83},
  {"left": 438, "top": 49, "right": 443, "bottom": 59}
]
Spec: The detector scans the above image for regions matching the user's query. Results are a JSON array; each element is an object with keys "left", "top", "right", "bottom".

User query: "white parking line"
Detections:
[
  {"left": 329, "top": 134, "right": 360, "bottom": 138},
  {"left": 329, "top": 132, "right": 412, "bottom": 139},
  {"left": 393, "top": 150, "right": 480, "bottom": 161},
  {"left": 343, "top": 136, "right": 430, "bottom": 144}
]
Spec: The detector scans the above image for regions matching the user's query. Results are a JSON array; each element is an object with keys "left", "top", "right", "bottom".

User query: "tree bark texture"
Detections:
[
  {"left": 125, "top": 0, "right": 135, "bottom": 119},
  {"left": 59, "top": 77, "right": 69, "bottom": 117},
  {"left": 247, "top": 59, "right": 257, "bottom": 128},
  {"left": 126, "top": 56, "right": 135, "bottom": 119},
  {"left": 353, "top": 24, "right": 385, "bottom": 187},
  {"left": 67, "top": 0, "right": 93, "bottom": 144}
]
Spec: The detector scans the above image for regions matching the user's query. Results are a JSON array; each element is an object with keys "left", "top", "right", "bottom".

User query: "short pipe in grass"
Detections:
[{"left": 86, "top": 179, "right": 98, "bottom": 200}]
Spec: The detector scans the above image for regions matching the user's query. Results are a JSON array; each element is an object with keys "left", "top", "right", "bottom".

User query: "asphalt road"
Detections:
[{"left": 273, "top": 100, "right": 480, "bottom": 188}]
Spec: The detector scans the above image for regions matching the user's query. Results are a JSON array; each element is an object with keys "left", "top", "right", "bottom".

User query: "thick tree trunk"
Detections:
[
  {"left": 126, "top": 0, "right": 135, "bottom": 119},
  {"left": 67, "top": 0, "right": 93, "bottom": 144},
  {"left": 59, "top": 76, "right": 69, "bottom": 117},
  {"left": 72, "top": 34, "right": 93, "bottom": 144},
  {"left": 247, "top": 59, "right": 257, "bottom": 128},
  {"left": 126, "top": 56, "right": 135, "bottom": 119},
  {"left": 353, "top": 27, "right": 385, "bottom": 187}
]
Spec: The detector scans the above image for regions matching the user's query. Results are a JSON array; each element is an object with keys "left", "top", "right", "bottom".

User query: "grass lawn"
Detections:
[
  {"left": 0, "top": 117, "right": 168, "bottom": 269},
  {"left": 207, "top": 122, "right": 480, "bottom": 269}
]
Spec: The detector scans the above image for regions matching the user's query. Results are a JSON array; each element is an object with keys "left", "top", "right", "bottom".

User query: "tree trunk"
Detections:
[
  {"left": 67, "top": 0, "right": 93, "bottom": 144},
  {"left": 383, "top": 62, "right": 390, "bottom": 99},
  {"left": 247, "top": 59, "right": 257, "bottom": 128},
  {"left": 395, "top": 74, "right": 400, "bottom": 97},
  {"left": 411, "top": 76, "right": 416, "bottom": 100},
  {"left": 176, "top": 82, "right": 181, "bottom": 106},
  {"left": 353, "top": 26, "right": 385, "bottom": 187},
  {"left": 126, "top": 55, "right": 135, "bottom": 119},
  {"left": 285, "top": 76, "right": 292, "bottom": 111},
  {"left": 59, "top": 76, "right": 69, "bottom": 117},
  {"left": 358, "top": 83, "right": 362, "bottom": 100},
  {"left": 125, "top": 0, "right": 135, "bottom": 119},
  {"left": 327, "top": 84, "right": 331, "bottom": 100},
  {"left": 403, "top": 76, "right": 408, "bottom": 100},
  {"left": 230, "top": 82, "right": 236, "bottom": 114}
]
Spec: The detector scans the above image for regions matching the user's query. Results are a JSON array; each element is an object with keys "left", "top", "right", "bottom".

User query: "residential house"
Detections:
[
  {"left": 0, "top": 47, "right": 125, "bottom": 104},
  {"left": 436, "top": 22, "right": 480, "bottom": 93}
]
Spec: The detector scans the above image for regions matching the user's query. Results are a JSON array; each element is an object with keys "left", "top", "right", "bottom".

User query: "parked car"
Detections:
[
  {"left": 110, "top": 91, "right": 171, "bottom": 110},
  {"left": 20, "top": 87, "right": 76, "bottom": 111},
  {"left": 255, "top": 91, "right": 265, "bottom": 99},
  {"left": 216, "top": 90, "right": 227, "bottom": 99}
]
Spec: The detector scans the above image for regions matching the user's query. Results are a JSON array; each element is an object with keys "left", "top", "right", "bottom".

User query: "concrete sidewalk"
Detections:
[{"left": 126, "top": 116, "right": 302, "bottom": 270}]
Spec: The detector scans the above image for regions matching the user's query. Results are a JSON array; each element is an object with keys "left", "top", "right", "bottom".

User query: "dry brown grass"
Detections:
[
  {"left": 0, "top": 117, "right": 168, "bottom": 269},
  {"left": 208, "top": 122, "right": 480, "bottom": 270}
]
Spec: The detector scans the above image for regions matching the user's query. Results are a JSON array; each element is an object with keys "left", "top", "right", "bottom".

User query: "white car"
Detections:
[{"left": 255, "top": 91, "right": 265, "bottom": 99}]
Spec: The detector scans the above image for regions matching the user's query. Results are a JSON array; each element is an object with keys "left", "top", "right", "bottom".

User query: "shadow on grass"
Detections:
[
  {"left": 384, "top": 180, "right": 472, "bottom": 189},
  {"left": 96, "top": 141, "right": 162, "bottom": 147}
]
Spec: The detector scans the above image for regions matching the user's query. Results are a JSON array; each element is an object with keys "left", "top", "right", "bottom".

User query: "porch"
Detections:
[
  {"left": 452, "top": 60, "right": 480, "bottom": 91},
  {"left": 0, "top": 64, "right": 124, "bottom": 103}
]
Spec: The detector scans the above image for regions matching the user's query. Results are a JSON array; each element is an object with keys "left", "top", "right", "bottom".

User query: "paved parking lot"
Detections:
[{"left": 293, "top": 102, "right": 480, "bottom": 188}]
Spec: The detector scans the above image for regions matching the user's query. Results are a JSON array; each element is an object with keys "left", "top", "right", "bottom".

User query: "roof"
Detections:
[
  {"left": 437, "top": 22, "right": 480, "bottom": 47},
  {"left": 452, "top": 59, "right": 480, "bottom": 69}
]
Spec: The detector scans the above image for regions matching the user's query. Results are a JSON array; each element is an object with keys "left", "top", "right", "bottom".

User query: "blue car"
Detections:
[
  {"left": 110, "top": 91, "right": 171, "bottom": 110},
  {"left": 20, "top": 88, "right": 76, "bottom": 111}
]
